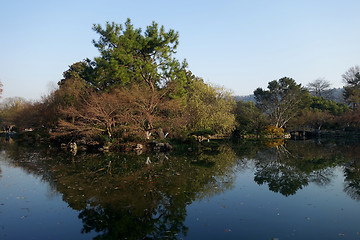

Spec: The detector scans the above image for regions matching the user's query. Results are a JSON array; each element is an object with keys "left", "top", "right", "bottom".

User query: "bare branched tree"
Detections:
[
  {"left": 342, "top": 66, "right": 360, "bottom": 84},
  {"left": 53, "top": 85, "right": 185, "bottom": 141},
  {"left": 307, "top": 78, "right": 331, "bottom": 97}
]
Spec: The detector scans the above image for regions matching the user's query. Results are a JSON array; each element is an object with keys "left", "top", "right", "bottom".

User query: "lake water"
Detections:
[{"left": 0, "top": 139, "right": 360, "bottom": 239}]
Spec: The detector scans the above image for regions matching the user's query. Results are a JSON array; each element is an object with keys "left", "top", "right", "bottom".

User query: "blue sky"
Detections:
[{"left": 1, "top": 0, "right": 360, "bottom": 100}]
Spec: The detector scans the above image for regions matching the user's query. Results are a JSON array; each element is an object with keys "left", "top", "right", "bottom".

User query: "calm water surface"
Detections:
[{"left": 0, "top": 139, "right": 360, "bottom": 239}]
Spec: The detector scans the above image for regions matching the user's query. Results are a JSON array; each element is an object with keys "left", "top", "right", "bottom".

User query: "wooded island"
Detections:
[{"left": 1, "top": 19, "right": 359, "bottom": 151}]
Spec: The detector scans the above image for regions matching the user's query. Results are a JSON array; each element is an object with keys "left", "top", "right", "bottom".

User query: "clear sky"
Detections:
[{"left": 1, "top": 0, "right": 360, "bottom": 100}]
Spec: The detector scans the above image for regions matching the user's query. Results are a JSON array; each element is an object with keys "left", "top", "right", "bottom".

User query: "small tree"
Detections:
[
  {"left": 54, "top": 85, "right": 185, "bottom": 142},
  {"left": 0, "top": 97, "right": 27, "bottom": 129},
  {"left": 184, "top": 79, "right": 236, "bottom": 135},
  {"left": 55, "top": 90, "right": 127, "bottom": 140}
]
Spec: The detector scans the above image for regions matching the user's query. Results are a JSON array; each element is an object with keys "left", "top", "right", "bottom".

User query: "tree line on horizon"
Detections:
[{"left": 0, "top": 19, "right": 359, "bottom": 149}]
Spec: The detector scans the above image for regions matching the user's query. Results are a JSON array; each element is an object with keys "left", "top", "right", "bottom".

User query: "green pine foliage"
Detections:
[
  {"left": 309, "top": 96, "right": 349, "bottom": 116},
  {"left": 88, "top": 19, "right": 188, "bottom": 92}
]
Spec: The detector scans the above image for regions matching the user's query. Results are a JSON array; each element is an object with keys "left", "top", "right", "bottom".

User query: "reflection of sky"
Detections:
[
  {"left": 0, "top": 159, "right": 96, "bottom": 239},
  {"left": 183, "top": 166, "right": 360, "bottom": 240}
]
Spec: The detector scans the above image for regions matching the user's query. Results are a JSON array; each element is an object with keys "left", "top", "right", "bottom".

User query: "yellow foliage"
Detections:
[
  {"left": 264, "top": 125, "right": 284, "bottom": 138},
  {"left": 264, "top": 139, "right": 285, "bottom": 148}
]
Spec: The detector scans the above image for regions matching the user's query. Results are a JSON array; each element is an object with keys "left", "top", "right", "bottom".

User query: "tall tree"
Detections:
[
  {"left": 342, "top": 66, "right": 360, "bottom": 109},
  {"left": 254, "top": 77, "right": 309, "bottom": 128}
]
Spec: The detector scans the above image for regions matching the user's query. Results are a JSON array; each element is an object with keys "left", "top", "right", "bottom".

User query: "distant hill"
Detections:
[
  {"left": 320, "top": 88, "right": 345, "bottom": 103},
  {"left": 233, "top": 94, "right": 255, "bottom": 102},
  {"left": 233, "top": 88, "right": 345, "bottom": 104}
]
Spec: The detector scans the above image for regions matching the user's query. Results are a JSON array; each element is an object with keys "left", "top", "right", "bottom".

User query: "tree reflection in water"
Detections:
[
  {"left": 1, "top": 139, "right": 360, "bottom": 238},
  {"left": 0, "top": 141, "right": 238, "bottom": 239},
  {"left": 344, "top": 168, "right": 360, "bottom": 201},
  {"left": 343, "top": 145, "right": 360, "bottom": 201},
  {"left": 251, "top": 140, "right": 358, "bottom": 197}
]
